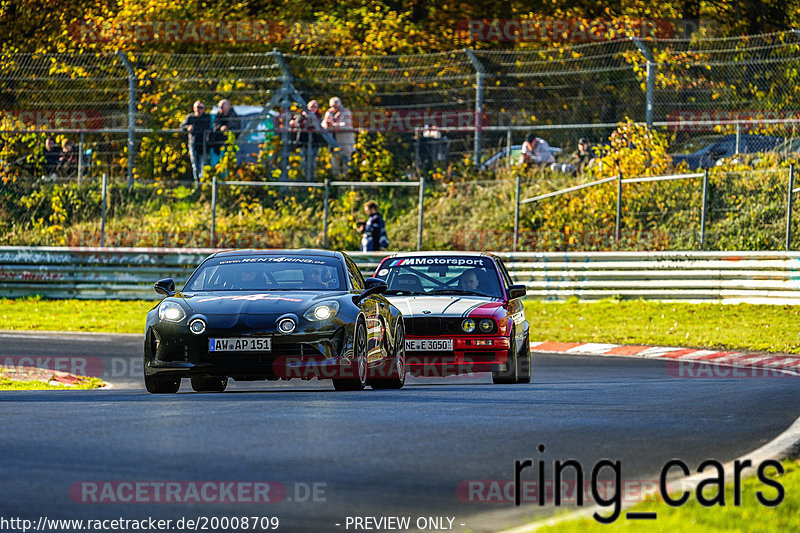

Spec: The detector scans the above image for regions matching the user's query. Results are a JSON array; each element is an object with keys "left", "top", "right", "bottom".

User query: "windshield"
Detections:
[
  {"left": 185, "top": 255, "right": 345, "bottom": 292},
  {"left": 375, "top": 256, "right": 503, "bottom": 298}
]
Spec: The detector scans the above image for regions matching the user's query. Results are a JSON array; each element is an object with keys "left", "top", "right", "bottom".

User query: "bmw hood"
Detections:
[{"left": 386, "top": 295, "right": 503, "bottom": 318}]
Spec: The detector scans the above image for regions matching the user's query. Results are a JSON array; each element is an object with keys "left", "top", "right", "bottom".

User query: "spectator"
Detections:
[
  {"left": 357, "top": 200, "right": 389, "bottom": 252},
  {"left": 43, "top": 136, "right": 60, "bottom": 176},
  {"left": 210, "top": 99, "right": 240, "bottom": 156},
  {"left": 521, "top": 133, "right": 555, "bottom": 167},
  {"left": 569, "top": 137, "right": 595, "bottom": 174},
  {"left": 56, "top": 139, "right": 79, "bottom": 177},
  {"left": 289, "top": 100, "right": 323, "bottom": 181},
  {"left": 180, "top": 100, "right": 213, "bottom": 182},
  {"left": 322, "top": 96, "right": 355, "bottom": 176}
]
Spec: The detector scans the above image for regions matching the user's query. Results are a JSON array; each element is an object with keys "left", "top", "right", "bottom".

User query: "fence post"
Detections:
[
  {"left": 77, "top": 131, "right": 84, "bottom": 184},
  {"left": 465, "top": 49, "right": 485, "bottom": 169},
  {"left": 211, "top": 176, "right": 217, "bottom": 247},
  {"left": 514, "top": 174, "right": 521, "bottom": 251},
  {"left": 787, "top": 163, "right": 795, "bottom": 251},
  {"left": 700, "top": 168, "right": 709, "bottom": 248},
  {"left": 115, "top": 51, "right": 136, "bottom": 190},
  {"left": 273, "top": 48, "right": 293, "bottom": 181},
  {"left": 632, "top": 39, "right": 655, "bottom": 127},
  {"left": 417, "top": 177, "right": 425, "bottom": 251},
  {"left": 323, "top": 178, "right": 330, "bottom": 249},
  {"left": 100, "top": 173, "right": 107, "bottom": 247},
  {"left": 735, "top": 122, "right": 741, "bottom": 154},
  {"left": 506, "top": 129, "right": 513, "bottom": 168},
  {"left": 615, "top": 173, "right": 623, "bottom": 244}
]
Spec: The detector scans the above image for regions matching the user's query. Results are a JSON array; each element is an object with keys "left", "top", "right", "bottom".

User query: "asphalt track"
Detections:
[{"left": 0, "top": 331, "right": 799, "bottom": 532}]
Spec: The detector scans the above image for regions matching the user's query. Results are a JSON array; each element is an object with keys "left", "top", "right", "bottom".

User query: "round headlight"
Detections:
[
  {"left": 158, "top": 301, "right": 186, "bottom": 322},
  {"left": 189, "top": 318, "right": 206, "bottom": 335},
  {"left": 277, "top": 317, "right": 296, "bottom": 334},
  {"left": 304, "top": 301, "right": 340, "bottom": 322},
  {"left": 461, "top": 319, "right": 476, "bottom": 333},
  {"left": 479, "top": 319, "right": 494, "bottom": 333}
]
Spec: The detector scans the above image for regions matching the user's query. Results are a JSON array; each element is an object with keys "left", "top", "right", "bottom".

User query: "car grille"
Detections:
[{"left": 404, "top": 317, "right": 463, "bottom": 336}]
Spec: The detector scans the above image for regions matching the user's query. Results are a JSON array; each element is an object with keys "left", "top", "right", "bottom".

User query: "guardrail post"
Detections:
[
  {"left": 100, "top": 173, "right": 107, "bottom": 247},
  {"left": 211, "top": 176, "right": 217, "bottom": 247},
  {"left": 615, "top": 173, "right": 622, "bottom": 244},
  {"left": 514, "top": 174, "right": 521, "bottom": 251},
  {"left": 323, "top": 178, "right": 330, "bottom": 249},
  {"left": 417, "top": 177, "right": 425, "bottom": 250},
  {"left": 115, "top": 51, "right": 136, "bottom": 190},
  {"left": 787, "top": 163, "right": 795, "bottom": 250},
  {"left": 700, "top": 168, "right": 709, "bottom": 248}
]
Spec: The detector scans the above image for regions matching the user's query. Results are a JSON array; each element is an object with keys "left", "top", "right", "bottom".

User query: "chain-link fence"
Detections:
[{"left": 2, "top": 32, "right": 800, "bottom": 183}]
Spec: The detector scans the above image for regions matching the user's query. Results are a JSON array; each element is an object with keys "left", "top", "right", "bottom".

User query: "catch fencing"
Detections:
[
  {"left": 3, "top": 247, "right": 800, "bottom": 304},
  {"left": 2, "top": 31, "right": 800, "bottom": 183}
]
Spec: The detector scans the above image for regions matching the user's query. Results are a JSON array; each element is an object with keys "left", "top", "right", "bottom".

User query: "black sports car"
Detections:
[{"left": 144, "top": 249, "right": 406, "bottom": 393}]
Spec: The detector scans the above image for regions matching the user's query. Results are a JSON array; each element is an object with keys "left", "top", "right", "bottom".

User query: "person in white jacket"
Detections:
[
  {"left": 521, "top": 132, "right": 555, "bottom": 167},
  {"left": 322, "top": 96, "right": 356, "bottom": 176}
]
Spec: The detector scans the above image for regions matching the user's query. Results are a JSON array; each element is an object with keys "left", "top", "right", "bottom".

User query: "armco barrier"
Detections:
[{"left": 2, "top": 247, "right": 800, "bottom": 304}]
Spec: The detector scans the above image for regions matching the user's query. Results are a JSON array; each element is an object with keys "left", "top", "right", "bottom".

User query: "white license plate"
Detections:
[
  {"left": 209, "top": 337, "right": 272, "bottom": 352},
  {"left": 406, "top": 339, "right": 453, "bottom": 351}
]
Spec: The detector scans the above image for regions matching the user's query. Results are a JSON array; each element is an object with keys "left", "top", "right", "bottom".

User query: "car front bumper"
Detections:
[{"left": 404, "top": 335, "right": 510, "bottom": 376}]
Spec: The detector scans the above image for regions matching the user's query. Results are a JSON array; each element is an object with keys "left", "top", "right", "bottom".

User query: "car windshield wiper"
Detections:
[
  {"left": 384, "top": 289, "right": 425, "bottom": 296},
  {"left": 428, "top": 288, "right": 488, "bottom": 297}
]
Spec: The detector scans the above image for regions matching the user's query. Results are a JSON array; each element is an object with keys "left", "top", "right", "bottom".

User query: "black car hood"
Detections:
[{"left": 178, "top": 291, "right": 347, "bottom": 316}]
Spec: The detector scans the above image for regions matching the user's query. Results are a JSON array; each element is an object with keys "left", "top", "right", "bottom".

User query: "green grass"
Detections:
[
  {"left": 0, "top": 376, "right": 105, "bottom": 390},
  {"left": 525, "top": 299, "right": 800, "bottom": 354},
  {"left": 0, "top": 297, "right": 154, "bottom": 333},
  {"left": 539, "top": 459, "right": 800, "bottom": 532}
]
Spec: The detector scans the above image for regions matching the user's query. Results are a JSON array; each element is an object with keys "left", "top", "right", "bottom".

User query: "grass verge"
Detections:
[
  {"left": 524, "top": 299, "right": 800, "bottom": 354},
  {"left": 0, "top": 375, "right": 105, "bottom": 390},
  {"left": 0, "top": 297, "right": 154, "bottom": 333},
  {"left": 539, "top": 459, "right": 799, "bottom": 532}
]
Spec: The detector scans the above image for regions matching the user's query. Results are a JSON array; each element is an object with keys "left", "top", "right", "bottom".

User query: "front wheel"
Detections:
[
  {"left": 492, "top": 328, "right": 518, "bottom": 385},
  {"left": 371, "top": 322, "right": 406, "bottom": 390},
  {"left": 333, "top": 322, "right": 368, "bottom": 391},
  {"left": 516, "top": 333, "right": 532, "bottom": 384},
  {"left": 191, "top": 376, "right": 228, "bottom": 392}
]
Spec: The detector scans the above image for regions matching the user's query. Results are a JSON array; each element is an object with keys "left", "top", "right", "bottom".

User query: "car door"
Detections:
[
  {"left": 345, "top": 256, "right": 385, "bottom": 363},
  {"left": 496, "top": 258, "right": 529, "bottom": 344}
]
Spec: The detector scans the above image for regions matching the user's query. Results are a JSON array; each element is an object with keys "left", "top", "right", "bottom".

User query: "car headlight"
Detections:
[
  {"left": 158, "top": 301, "right": 186, "bottom": 322},
  {"left": 304, "top": 301, "right": 340, "bottom": 321},
  {"left": 461, "top": 318, "right": 476, "bottom": 333},
  {"left": 479, "top": 319, "right": 494, "bottom": 333}
]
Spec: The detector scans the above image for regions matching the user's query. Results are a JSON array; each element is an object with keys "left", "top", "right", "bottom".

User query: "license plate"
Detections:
[
  {"left": 406, "top": 339, "right": 453, "bottom": 351},
  {"left": 209, "top": 337, "right": 272, "bottom": 352}
]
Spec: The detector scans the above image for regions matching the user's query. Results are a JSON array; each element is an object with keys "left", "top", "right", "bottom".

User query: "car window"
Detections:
[
  {"left": 496, "top": 259, "right": 514, "bottom": 289},
  {"left": 184, "top": 255, "right": 345, "bottom": 291},
  {"left": 344, "top": 256, "right": 364, "bottom": 291},
  {"left": 376, "top": 256, "right": 503, "bottom": 298}
]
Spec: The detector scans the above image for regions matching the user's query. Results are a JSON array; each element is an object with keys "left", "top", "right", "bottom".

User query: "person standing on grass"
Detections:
[
  {"left": 180, "top": 100, "right": 212, "bottom": 182},
  {"left": 357, "top": 201, "right": 389, "bottom": 252}
]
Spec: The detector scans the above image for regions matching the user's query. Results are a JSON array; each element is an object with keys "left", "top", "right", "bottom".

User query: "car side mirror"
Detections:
[
  {"left": 154, "top": 278, "right": 176, "bottom": 297},
  {"left": 354, "top": 277, "right": 387, "bottom": 304},
  {"left": 508, "top": 284, "right": 527, "bottom": 300}
]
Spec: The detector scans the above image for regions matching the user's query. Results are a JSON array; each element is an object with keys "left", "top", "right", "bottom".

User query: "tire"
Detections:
[
  {"left": 144, "top": 373, "right": 181, "bottom": 394},
  {"left": 492, "top": 327, "right": 519, "bottom": 385},
  {"left": 517, "top": 333, "right": 532, "bottom": 384},
  {"left": 190, "top": 376, "right": 228, "bottom": 392},
  {"left": 371, "top": 322, "right": 406, "bottom": 390},
  {"left": 333, "top": 321, "right": 368, "bottom": 391}
]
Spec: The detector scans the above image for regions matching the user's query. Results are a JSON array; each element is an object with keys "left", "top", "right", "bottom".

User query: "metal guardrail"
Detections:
[{"left": 3, "top": 247, "right": 800, "bottom": 304}]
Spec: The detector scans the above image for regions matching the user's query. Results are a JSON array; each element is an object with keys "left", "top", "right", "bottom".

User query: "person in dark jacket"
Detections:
[
  {"left": 56, "top": 138, "right": 79, "bottom": 177},
  {"left": 358, "top": 201, "right": 390, "bottom": 252},
  {"left": 180, "top": 100, "right": 212, "bottom": 182},
  {"left": 43, "top": 136, "right": 61, "bottom": 176},
  {"left": 289, "top": 100, "right": 323, "bottom": 181},
  {"left": 210, "top": 99, "right": 240, "bottom": 156}
]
